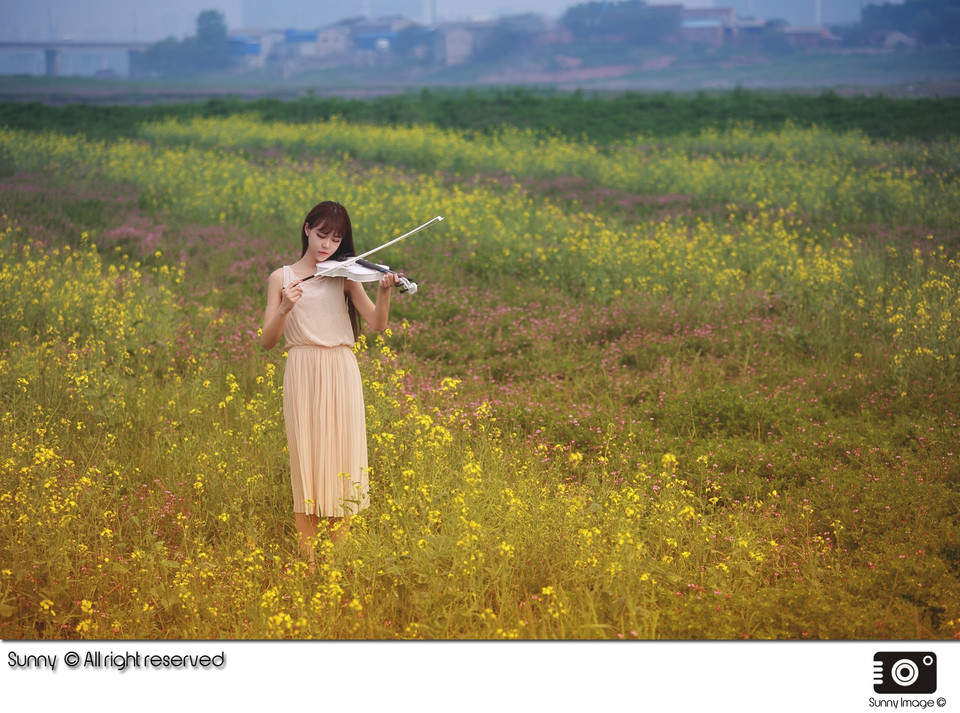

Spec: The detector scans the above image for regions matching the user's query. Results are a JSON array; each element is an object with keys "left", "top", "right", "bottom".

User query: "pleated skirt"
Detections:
[{"left": 283, "top": 345, "right": 369, "bottom": 518}]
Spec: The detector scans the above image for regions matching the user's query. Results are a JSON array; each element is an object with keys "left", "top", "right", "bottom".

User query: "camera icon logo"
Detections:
[{"left": 873, "top": 652, "right": 937, "bottom": 694}]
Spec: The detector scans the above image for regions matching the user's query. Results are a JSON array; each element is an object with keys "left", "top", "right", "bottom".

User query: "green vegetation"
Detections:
[{"left": 2, "top": 84, "right": 959, "bottom": 144}]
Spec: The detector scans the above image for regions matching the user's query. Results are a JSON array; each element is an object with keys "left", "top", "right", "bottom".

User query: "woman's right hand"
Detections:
[{"left": 280, "top": 279, "right": 304, "bottom": 313}]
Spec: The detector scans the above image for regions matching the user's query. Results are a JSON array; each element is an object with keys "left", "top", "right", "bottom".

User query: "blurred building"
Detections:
[
  {"left": 434, "top": 25, "right": 475, "bottom": 66},
  {"left": 316, "top": 26, "right": 351, "bottom": 56},
  {"left": 225, "top": 1, "right": 857, "bottom": 72},
  {"left": 230, "top": 15, "right": 427, "bottom": 67},
  {"left": 724, "top": 0, "right": 866, "bottom": 26},
  {"left": 780, "top": 25, "right": 842, "bottom": 47},
  {"left": 680, "top": 6, "right": 738, "bottom": 45},
  {"left": 347, "top": 16, "right": 416, "bottom": 53}
]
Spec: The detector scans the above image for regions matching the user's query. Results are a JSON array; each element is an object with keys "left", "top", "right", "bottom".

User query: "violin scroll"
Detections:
[{"left": 355, "top": 258, "right": 418, "bottom": 295}]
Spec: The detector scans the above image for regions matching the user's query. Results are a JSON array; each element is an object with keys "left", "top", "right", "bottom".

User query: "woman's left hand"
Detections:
[{"left": 378, "top": 272, "right": 401, "bottom": 290}]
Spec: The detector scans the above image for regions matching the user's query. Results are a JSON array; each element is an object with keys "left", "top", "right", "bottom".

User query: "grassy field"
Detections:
[{"left": 0, "top": 98, "right": 958, "bottom": 640}]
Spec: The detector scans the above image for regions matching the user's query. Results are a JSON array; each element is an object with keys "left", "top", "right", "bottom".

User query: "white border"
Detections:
[{"left": 2, "top": 640, "right": 956, "bottom": 712}]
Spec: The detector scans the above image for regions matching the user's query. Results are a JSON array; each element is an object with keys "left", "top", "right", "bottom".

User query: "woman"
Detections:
[{"left": 261, "top": 201, "right": 400, "bottom": 570}]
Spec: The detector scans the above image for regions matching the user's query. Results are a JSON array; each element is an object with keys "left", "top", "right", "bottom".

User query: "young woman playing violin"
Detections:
[{"left": 261, "top": 201, "right": 403, "bottom": 571}]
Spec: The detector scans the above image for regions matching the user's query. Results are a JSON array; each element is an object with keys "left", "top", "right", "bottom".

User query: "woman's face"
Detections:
[{"left": 304, "top": 221, "right": 343, "bottom": 264}]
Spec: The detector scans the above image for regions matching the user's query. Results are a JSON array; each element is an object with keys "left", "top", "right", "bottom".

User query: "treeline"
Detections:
[
  {"left": 859, "top": 0, "right": 960, "bottom": 45},
  {"left": 1, "top": 88, "right": 958, "bottom": 143},
  {"left": 561, "top": 1, "right": 681, "bottom": 45},
  {"left": 135, "top": 11, "right": 233, "bottom": 77}
]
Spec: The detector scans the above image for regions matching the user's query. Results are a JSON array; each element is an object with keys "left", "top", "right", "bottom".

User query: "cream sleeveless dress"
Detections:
[{"left": 281, "top": 265, "right": 369, "bottom": 518}]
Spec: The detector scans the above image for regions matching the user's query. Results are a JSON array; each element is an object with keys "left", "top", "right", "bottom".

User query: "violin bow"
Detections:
[{"left": 315, "top": 216, "right": 444, "bottom": 278}]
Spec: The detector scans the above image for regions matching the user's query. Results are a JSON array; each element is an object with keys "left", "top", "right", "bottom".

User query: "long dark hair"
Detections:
[{"left": 301, "top": 201, "right": 361, "bottom": 341}]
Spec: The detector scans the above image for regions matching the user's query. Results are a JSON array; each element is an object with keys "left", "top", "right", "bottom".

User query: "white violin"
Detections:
[
  {"left": 310, "top": 257, "right": 418, "bottom": 294},
  {"left": 299, "top": 216, "right": 443, "bottom": 296}
]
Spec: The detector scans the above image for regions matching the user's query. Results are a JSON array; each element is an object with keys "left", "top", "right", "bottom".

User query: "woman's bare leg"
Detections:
[{"left": 295, "top": 513, "right": 320, "bottom": 570}]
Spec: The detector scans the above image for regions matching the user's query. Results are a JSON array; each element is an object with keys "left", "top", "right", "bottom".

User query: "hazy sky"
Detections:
[{"left": 0, "top": 0, "right": 899, "bottom": 42}]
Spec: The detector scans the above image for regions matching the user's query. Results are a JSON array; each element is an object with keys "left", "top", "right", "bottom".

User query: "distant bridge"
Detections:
[{"left": 0, "top": 41, "right": 152, "bottom": 77}]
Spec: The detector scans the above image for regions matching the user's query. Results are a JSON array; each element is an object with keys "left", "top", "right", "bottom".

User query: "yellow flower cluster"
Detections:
[{"left": 139, "top": 115, "right": 960, "bottom": 229}]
